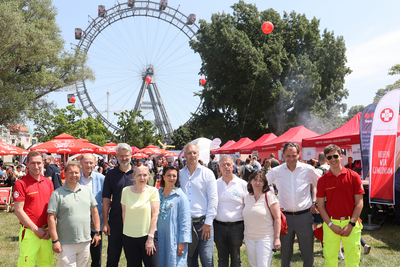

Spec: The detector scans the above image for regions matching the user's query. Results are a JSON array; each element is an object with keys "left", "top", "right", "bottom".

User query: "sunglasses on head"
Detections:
[
  {"left": 284, "top": 142, "right": 298, "bottom": 147},
  {"left": 136, "top": 163, "right": 148, "bottom": 167},
  {"left": 326, "top": 155, "right": 339, "bottom": 160}
]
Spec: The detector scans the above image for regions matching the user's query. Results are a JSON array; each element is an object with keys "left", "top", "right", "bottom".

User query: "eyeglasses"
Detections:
[
  {"left": 284, "top": 142, "right": 298, "bottom": 148},
  {"left": 136, "top": 163, "right": 148, "bottom": 167},
  {"left": 326, "top": 155, "right": 339, "bottom": 160}
]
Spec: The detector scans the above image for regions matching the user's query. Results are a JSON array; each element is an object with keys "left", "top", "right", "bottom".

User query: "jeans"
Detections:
[
  {"left": 90, "top": 231, "right": 102, "bottom": 267},
  {"left": 213, "top": 221, "right": 244, "bottom": 267},
  {"left": 187, "top": 222, "right": 214, "bottom": 267}
]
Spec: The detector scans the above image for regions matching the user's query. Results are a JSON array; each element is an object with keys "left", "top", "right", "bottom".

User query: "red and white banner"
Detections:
[{"left": 369, "top": 89, "right": 400, "bottom": 204}]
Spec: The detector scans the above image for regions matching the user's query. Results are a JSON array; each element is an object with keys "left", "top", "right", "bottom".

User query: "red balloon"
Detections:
[
  {"left": 70, "top": 97, "right": 76, "bottom": 103},
  {"left": 200, "top": 78, "right": 206, "bottom": 85},
  {"left": 262, "top": 21, "right": 274, "bottom": 34},
  {"left": 145, "top": 76, "right": 152, "bottom": 83}
]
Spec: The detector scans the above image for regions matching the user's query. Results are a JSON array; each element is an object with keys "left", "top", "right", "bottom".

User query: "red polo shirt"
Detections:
[
  {"left": 13, "top": 173, "right": 54, "bottom": 228},
  {"left": 317, "top": 167, "right": 364, "bottom": 219}
]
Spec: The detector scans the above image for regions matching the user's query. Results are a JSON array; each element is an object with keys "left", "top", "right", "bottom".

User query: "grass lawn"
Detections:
[{"left": 1, "top": 209, "right": 400, "bottom": 266}]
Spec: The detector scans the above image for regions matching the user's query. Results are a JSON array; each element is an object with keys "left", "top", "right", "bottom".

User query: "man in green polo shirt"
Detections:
[{"left": 47, "top": 161, "right": 101, "bottom": 267}]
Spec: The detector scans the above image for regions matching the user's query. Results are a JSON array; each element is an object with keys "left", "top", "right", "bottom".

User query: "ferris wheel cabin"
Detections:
[
  {"left": 75, "top": 28, "right": 83, "bottom": 40},
  {"left": 128, "top": 0, "right": 135, "bottom": 7},
  {"left": 187, "top": 14, "right": 196, "bottom": 25},
  {"left": 159, "top": 0, "right": 168, "bottom": 11},
  {"left": 98, "top": 5, "right": 106, "bottom": 17}
]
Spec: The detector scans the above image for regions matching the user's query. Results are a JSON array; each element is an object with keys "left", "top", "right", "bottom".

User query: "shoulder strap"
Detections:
[{"left": 265, "top": 192, "right": 275, "bottom": 220}]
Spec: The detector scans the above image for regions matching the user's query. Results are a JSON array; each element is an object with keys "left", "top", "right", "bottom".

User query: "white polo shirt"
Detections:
[
  {"left": 267, "top": 161, "right": 320, "bottom": 212},
  {"left": 215, "top": 175, "right": 248, "bottom": 222}
]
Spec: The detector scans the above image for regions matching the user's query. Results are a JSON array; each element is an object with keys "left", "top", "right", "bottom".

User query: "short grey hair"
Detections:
[
  {"left": 116, "top": 143, "right": 132, "bottom": 155},
  {"left": 183, "top": 142, "right": 199, "bottom": 153},
  {"left": 219, "top": 155, "right": 234, "bottom": 165},
  {"left": 80, "top": 153, "right": 96, "bottom": 161}
]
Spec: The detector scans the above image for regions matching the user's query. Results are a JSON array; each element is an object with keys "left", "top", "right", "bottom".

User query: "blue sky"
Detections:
[{"left": 47, "top": 0, "right": 400, "bottom": 133}]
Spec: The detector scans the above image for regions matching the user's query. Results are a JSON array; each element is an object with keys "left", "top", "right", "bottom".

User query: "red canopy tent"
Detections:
[
  {"left": 31, "top": 133, "right": 100, "bottom": 154},
  {"left": 99, "top": 142, "right": 118, "bottom": 155},
  {"left": 303, "top": 113, "right": 362, "bottom": 148},
  {"left": 137, "top": 145, "right": 166, "bottom": 155},
  {"left": 255, "top": 126, "right": 320, "bottom": 160},
  {"left": 211, "top": 140, "right": 236, "bottom": 154},
  {"left": 218, "top": 138, "right": 253, "bottom": 154},
  {"left": 238, "top": 133, "right": 278, "bottom": 154},
  {"left": 0, "top": 140, "right": 29, "bottom": 155},
  {"left": 132, "top": 152, "right": 149, "bottom": 159}
]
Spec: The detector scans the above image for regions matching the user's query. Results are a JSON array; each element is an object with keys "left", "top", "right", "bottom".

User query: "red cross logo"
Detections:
[{"left": 380, "top": 108, "right": 394, "bottom": 122}]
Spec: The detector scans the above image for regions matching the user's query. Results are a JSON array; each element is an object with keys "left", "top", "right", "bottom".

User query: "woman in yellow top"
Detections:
[{"left": 121, "top": 165, "right": 160, "bottom": 267}]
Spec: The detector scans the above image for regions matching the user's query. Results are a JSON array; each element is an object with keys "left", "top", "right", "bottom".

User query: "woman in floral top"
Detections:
[{"left": 157, "top": 166, "right": 191, "bottom": 267}]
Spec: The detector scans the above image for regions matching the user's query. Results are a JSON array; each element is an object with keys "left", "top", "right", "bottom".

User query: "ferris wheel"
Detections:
[{"left": 73, "top": 1, "right": 202, "bottom": 140}]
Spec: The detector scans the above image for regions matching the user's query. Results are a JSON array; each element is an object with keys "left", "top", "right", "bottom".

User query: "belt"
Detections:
[
  {"left": 214, "top": 220, "right": 244, "bottom": 226},
  {"left": 192, "top": 216, "right": 206, "bottom": 224},
  {"left": 283, "top": 209, "right": 309, "bottom": 216},
  {"left": 331, "top": 216, "right": 350, "bottom": 221}
]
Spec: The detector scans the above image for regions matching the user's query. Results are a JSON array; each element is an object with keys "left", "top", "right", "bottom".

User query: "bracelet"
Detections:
[
  {"left": 52, "top": 239, "right": 59, "bottom": 244},
  {"left": 148, "top": 234, "right": 154, "bottom": 238},
  {"left": 328, "top": 222, "right": 333, "bottom": 228}
]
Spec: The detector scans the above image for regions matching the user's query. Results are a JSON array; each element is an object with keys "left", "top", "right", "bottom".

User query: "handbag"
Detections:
[{"left": 265, "top": 192, "right": 288, "bottom": 235}]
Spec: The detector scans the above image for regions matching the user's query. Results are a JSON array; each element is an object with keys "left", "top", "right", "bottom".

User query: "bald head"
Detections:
[{"left": 80, "top": 153, "right": 96, "bottom": 177}]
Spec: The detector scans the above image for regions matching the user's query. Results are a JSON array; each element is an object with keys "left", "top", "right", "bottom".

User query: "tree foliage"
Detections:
[
  {"left": 171, "top": 126, "right": 192, "bottom": 150},
  {"left": 0, "top": 0, "right": 93, "bottom": 126},
  {"left": 31, "top": 105, "right": 113, "bottom": 146},
  {"left": 113, "top": 110, "right": 162, "bottom": 148},
  {"left": 345, "top": 105, "right": 365, "bottom": 122},
  {"left": 373, "top": 79, "right": 400, "bottom": 104},
  {"left": 388, "top": 64, "right": 400, "bottom": 76},
  {"left": 189, "top": 1, "right": 351, "bottom": 141}
]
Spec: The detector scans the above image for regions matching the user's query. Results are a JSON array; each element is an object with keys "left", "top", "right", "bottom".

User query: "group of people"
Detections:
[{"left": 12, "top": 141, "right": 366, "bottom": 267}]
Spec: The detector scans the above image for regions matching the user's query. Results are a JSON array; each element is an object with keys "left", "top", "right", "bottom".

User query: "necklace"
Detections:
[{"left": 254, "top": 192, "right": 262, "bottom": 202}]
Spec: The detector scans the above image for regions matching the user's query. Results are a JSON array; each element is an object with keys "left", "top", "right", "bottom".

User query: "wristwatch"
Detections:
[
  {"left": 52, "top": 239, "right": 59, "bottom": 244},
  {"left": 349, "top": 221, "right": 356, "bottom": 227},
  {"left": 94, "top": 231, "right": 101, "bottom": 235}
]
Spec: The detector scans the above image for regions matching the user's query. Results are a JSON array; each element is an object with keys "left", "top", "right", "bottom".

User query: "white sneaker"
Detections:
[
  {"left": 338, "top": 251, "right": 345, "bottom": 260},
  {"left": 364, "top": 245, "right": 371, "bottom": 254}
]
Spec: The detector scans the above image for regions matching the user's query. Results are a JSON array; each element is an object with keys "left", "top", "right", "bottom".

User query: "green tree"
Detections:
[
  {"left": 114, "top": 110, "right": 162, "bottom": 148},
  {"left": 171, "top": 126, "right": 192, "bottom": 150},
  {"left": 31, "top": 105, "right": 112, "bottom": 146},
  {"left": 189, "top": 1, "right": 351, "bottom": 140},
  {"left": 345, "top": 105, "right": 365, "bottom": 122},
  {"left": 388, "top": 64, "right": 400, "bottom": 76},
  {"left": 373, "top": 79, "right": 400, "bottom": 103},
  {"left": 0, "top": 0, "right": 93, "bottom": 126}
]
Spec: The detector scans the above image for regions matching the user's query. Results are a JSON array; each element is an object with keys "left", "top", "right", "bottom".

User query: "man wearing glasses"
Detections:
[
  {"left": 317, "top": 144, "right": 364, "bottom": 267},
  {"left": 102, "top": 143, "right": 135, "bottom": 267},
  {"left": 266, "top": 143, "right": 320, "bottom": 267}
]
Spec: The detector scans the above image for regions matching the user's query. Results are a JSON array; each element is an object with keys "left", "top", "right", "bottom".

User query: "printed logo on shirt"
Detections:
[
  {"left": 27, "top": 191, "right": 38, "bottom": 196},
  {"left": 13, "top": 191, "right": 19, "bottom": 198},
  {"left": 230, "top": 190, "right": 241, "bottom": 199}
]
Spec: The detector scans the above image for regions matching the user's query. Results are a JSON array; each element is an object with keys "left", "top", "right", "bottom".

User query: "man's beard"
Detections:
[{"left": 118, "top": 158, "right": 131, "bottom": 167}]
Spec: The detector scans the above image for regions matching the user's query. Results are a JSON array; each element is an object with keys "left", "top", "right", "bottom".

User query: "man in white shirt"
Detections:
[
  {"left": 266, "top": 143, "right": 320, "bottom": 267},
  {"left": 180, "top": 143, "right": 218, "bottom": 267},
  {"left": 214, "top": 155, "right": 247, "bottom": 267}
]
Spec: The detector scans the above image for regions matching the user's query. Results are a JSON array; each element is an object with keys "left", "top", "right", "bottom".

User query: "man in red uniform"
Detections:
[
  {"left": 13, "top": 151, "right": 54, "bottom": 266},
  {"left": 316, "top": 144, "right": 364, "bottom": 267}
]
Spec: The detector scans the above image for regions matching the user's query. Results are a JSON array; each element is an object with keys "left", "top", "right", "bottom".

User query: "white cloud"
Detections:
[{"left": 346, "top": 29, "right": 400, "bottom": 82}]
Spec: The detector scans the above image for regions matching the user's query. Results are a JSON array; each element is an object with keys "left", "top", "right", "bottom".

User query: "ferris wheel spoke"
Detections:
[{"left": 76, "top": 2, "right": 201, "bottom": 135}]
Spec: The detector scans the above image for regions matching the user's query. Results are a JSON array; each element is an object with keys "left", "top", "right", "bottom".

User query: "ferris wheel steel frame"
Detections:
[{"left": 74, "top": 0, "right": 200, "bottom": 135}]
